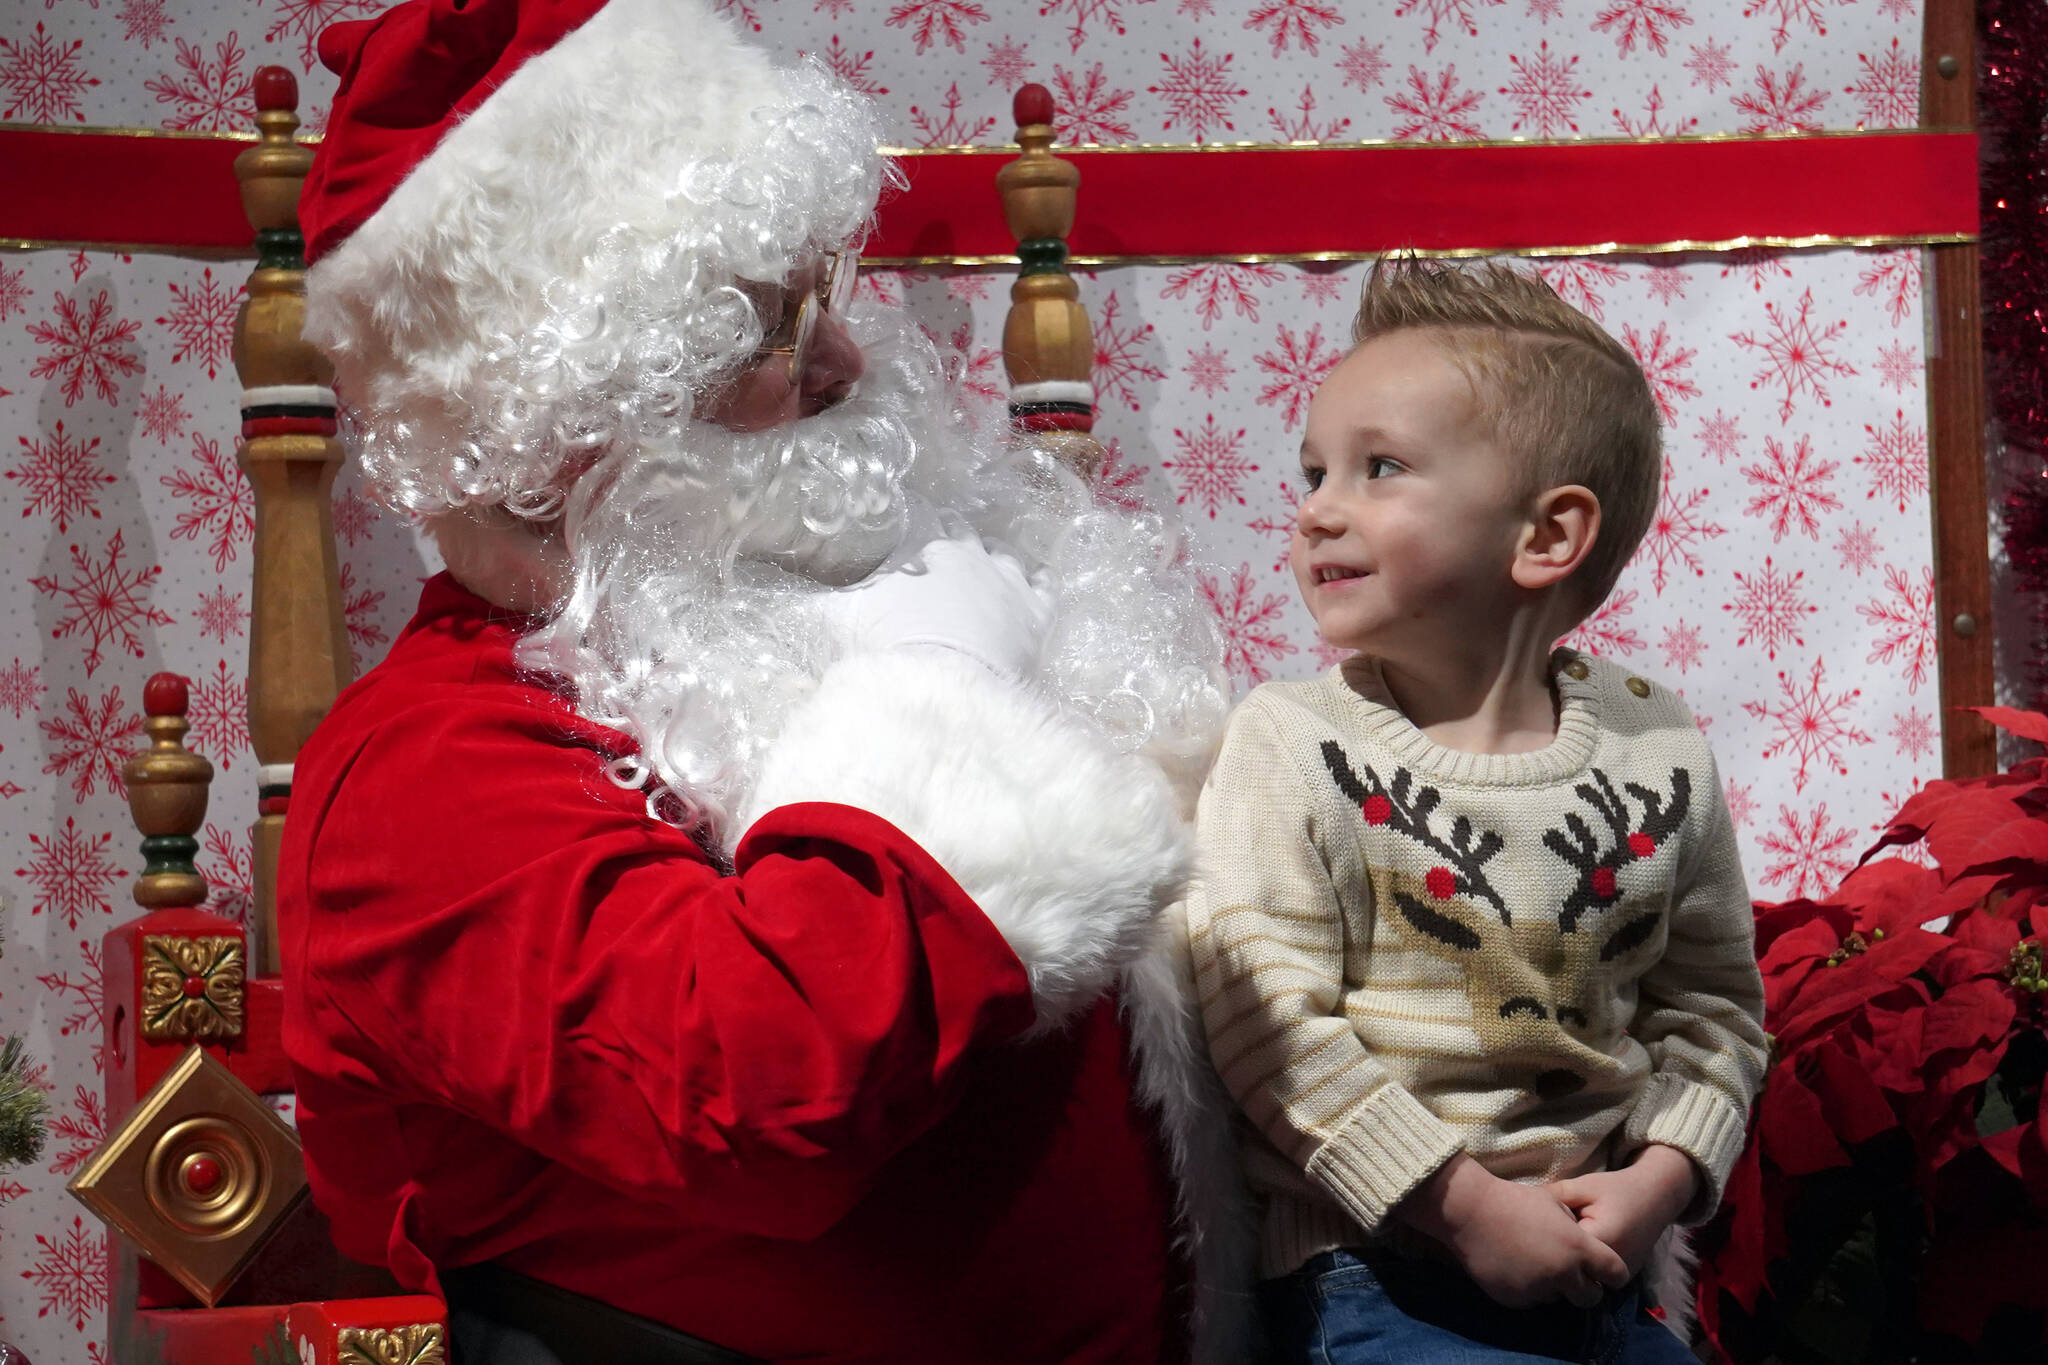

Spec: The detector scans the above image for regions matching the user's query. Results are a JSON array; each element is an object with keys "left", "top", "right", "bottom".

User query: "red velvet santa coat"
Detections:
[{"left": 278, "top": 575, "right": 1251, "bottom": 1364}]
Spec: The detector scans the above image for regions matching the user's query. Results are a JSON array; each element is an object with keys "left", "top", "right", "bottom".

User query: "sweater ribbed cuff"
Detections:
[
  {"left": 1620, "top": 1073, "right": 1751, "bottom": 1224},
  {"left": 1304, "top": 1083, "right": 1465, "bottom": 1235}
]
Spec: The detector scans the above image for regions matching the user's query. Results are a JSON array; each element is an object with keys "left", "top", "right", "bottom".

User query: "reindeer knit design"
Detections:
[{"left": 1185, "top": 650, "right": 1768, "bottom": 1280}]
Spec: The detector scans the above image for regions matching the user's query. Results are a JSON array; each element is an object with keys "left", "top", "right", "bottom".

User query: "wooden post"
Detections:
[
  {"left": 997, "top": 84, "right": 1105, "bottom": 480},
  {"left": 1922, "top": 0, "right": 1997, "bottom": 777},
  {"left": 232, "top": 67, "right": 351, "bottom": 974}
]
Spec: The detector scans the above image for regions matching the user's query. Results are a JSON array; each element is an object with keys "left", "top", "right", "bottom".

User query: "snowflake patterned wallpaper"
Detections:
[{"left": 1, "top": 1, "right": 1938, "bottom": 1358}]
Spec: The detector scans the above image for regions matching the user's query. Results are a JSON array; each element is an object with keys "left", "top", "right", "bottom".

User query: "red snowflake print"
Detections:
[
  {"left": 136, "top": 383, "right": 190, "bottom": 444},
  {"left": 888, "top": 0, "right": 989, "bottom": 53},
  {"left": 195, "top": 583, "right": 249, "bottom": 645},
  {"left": 40, "top": 686, "right": 143, "bottom": 802},
  {"left": 1269, "top": 84, "right": 1352, "bottom": 140},
  {"left": 1301, "top": 267, "right": 1346, "bottom": 305},
  {"left": 1592, "top": 0, "right": 1693, "bottom": 56},
  {"left": 1150, "top": 39, "right": 1248, "bottom": 143},
  {"left": 1757, "top": 803, "right": 1858, "bottom": 899},
  {"left": 1528, "top": 0, "right": 1564, "bottom": 19},
  {"left": 1387, "top": 63, "right": 1487, "bottom": 141},
  {"left": 28, "top": 287, "right": 143, "bottom": 408},
  {"left": 1846, "top": 38, "right": 1920, "bottom": 128},
  {"left": 1337, "top": 38, "right": 1390, "bottom": 90},
  {"left": 817, "top": 0, "right": 855, "bottom": 15},
  {"left": 1248, "top": 477, "right": 1303, "bottom": 573},
  {"left": 1732, "top": 288, "right": 1856, "bottom": 422},
  {"left": 1876, "top": 0, "right": 1914, "bottom": 16},
  {"left": 1724, "top": 556, "right": 1816, "bottom": 659},
  {"left": 0, "top": 262, "right": 28, "bottom": 322},
  {"left": 1744, "top": 0, "right": 1848, "bottom": 52},
  {"left": 944, "top": 275, "right": 993, "bottom": 303},
  {"left": 1254, "top": 323, "right": 1343, "bottom": 431},
  {"left": 1888, "top": 708, "right": 1936, "bottom": 763},
  {"left": 34, "top": 940, "right": 105, "bottom": 1064},
  {"left": 1742, "top": 433, "right": 1840, "bottom": 542},
  {"left": 119, "top": 0, "right": 170, "bottom": 47},
  {"left": 717, "top": 0, "right": 767, "bottom": 27},
  {"left": 332, "top": 488, "right": 378, "bottom": 547},
  {"left": 159, "top": 267, "right": 244, "bottom": 380},
  {"left": 1634, "top": 459, "right": 1726, "bottom": 593},
  {"left": 32, "top": 531, "right": 173, "bottom": 677},
  {"left": 0, "top": 23, "right": 99, "bottom": 122},
  {"left": 938, "top": 322, "right": 1004, "bottom": 411},
  {"left": 1497, "top": 42, "right": 1590, "bottom": 136},
  {"left": 1041, "top": 0, "right": 1156, "bottom": 53},
  {"left": 146, "top": 32, "right": 253, "bottom": 131},
  {"left": 1874, "top": 341, "right": 1919, "bottom": 394},
  {"left": 187, "top": 658, "right": 250, "bottom": 766},
  {"left": 1852, "top": 250, "right": 1921, "bottom": 327},
  {"left": 1161, "top": 415, "right": 1257, "bottom": 519},
  {"left": 908, "top": 83, "right": 997, "bottom": 146},
  {"left": 1684, "top": 37, "right": 1738, "bottom": 90},
  {"left": 1725, "top": 777, "right": 1758, "bottom": 829},
  {"left": 265, "top": 0, "right": 382, "bottom": 72},
  {"left": 1720, "top": 246, "right": 1794, "bottom": 293},
  {"left": 1733, "top": 63, "right": 1830, "bottom": 132},
  {"left": 342, "top": 562, "right": 390, "bottom": 670},
  {"left": 1396, "top": 0, "right": 1505, "bottom": 53},
  {"left": 1659, "top": 619, "right": 1705, "bottom": 674},
  {"left": 67, "top": 249, "right": 92, "bottom": 283},
  {"left": 1201, "top": 563, "right": 1297, "bottom": 688},
  {"left": 200, "top": 822, "right": 256, "bottom": 925},
  {"left": 1246, "top": 0, "right": 1344, "bottom": 55},
  {"left": 1642, "top": 262, "right": 1688, "bottom": 305},
  {"left": 1745, "top": 656, "right": 1872, "bottom": 792},
  {"left": 854, "top": 271, "right": 906, "bottom": 307},
  {"left": 1091, "top": 290, "right": 1164, "bottom": 411},
  {"left": 1179, "top": 0, "right": 1215, "bottom": 12},
  {"left": 1687, "top": 409, "right": 1736, "bottom": 462},
  {"left": 1857, "top": 563, "right": 1936, "bottom": 693},
  {"left": 1614, "top": 85, "right": 1700, "bottom": 137},
  {"left": 163, "top": 432, "right": 255, "bottom": 572},
  {"left": 21, "top": 1215, "right": 109, "bottom": 1332},
  {"left": 0, "top": 658, "right": 46, "bottom": 717},
  {"left": 1053, "top": 62, "right": 1137, "bottom": 143},
  {"left": 1537, "top": 259, "right": 1624, "bottom": 321},
  {"left": 9, "top": 420, "right": 115, "bottom": 533},
  {"left": 1835, "top": 520, "right": 1882, "bottom": 575},
  {"left": 1162, "top": 263, "right": 1285, "bottom": 330},
  {"left": 981, "top": 38, "right": 1032, "bottom": 90},
  {"left": 1854, "top": 408, "right": 1929, "bottom": 512},
  {"left": 816, "top": 36, "right": 887, "bottom": 97},
  {"left": 46, "top": 1086, "right": 107, "bottom": 1178},
  {"left": 1872, "top": 780, "right": 1934, "bottom": 865},
  {"left": 18, "top": 817, "right": 122, "bottom": 931},
  {"left": 1621, "top": 322, "right": 1700, "bottom": 425},
  {"left": 1089, "top": 437, "right": 1151, "bottom": 513},
  {"left": 1186, "top": 343, "right": 1236, "bottom": 397},
  {"left": 1557, "top": 587, "right": 1646, "bottom": 657}
]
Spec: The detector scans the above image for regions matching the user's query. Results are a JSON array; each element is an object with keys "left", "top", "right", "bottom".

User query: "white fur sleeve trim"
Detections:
[{"left": 739, "top": 649, "right": 1191, "bottom": 1033}]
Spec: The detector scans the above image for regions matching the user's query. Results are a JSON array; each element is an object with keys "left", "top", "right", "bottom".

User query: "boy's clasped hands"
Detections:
[{"left": 1397, "top": 1145, "right": 1701, "bottom": 1309}]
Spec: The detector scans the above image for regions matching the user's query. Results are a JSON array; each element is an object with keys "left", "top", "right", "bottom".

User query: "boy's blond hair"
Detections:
[{"left": 1353, "top": 256, "right": 1661, "bottom": 621}]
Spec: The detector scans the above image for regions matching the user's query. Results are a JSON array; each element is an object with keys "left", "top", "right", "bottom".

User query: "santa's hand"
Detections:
[{"left": 817, "top": 534, "right": 1055, "bottom": 681}]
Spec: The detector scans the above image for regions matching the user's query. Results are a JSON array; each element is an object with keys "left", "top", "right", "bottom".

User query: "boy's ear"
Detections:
[{"left": 1511, "top": 484, "right": 1601, "bottom": 592}]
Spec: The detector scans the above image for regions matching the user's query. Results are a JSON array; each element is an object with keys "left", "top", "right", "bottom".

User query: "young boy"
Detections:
[{"left": 1185, "top": 258, "right": 1768, "bottom": 1364}]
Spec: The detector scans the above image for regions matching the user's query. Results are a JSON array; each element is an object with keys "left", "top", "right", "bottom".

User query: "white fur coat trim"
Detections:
[{"left": 739, "top": 648, "right": 1255, "bottom": 1360}]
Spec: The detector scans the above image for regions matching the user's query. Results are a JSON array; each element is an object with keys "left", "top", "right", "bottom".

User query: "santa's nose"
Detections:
[{"left": 802, "top": 311, "right": 865, "bottom": 415}]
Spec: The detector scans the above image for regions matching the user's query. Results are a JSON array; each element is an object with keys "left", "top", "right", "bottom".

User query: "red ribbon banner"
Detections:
[{"left": 0, "top": 126, "right": 1978, "bottom": 261}]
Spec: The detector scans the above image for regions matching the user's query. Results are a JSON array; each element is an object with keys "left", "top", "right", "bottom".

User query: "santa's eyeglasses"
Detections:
[{"left": 756, "top": 250, "right": 860, "bottom": 384}]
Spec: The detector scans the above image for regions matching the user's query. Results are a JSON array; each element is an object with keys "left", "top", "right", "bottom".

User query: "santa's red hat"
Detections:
[{"left": 299, "top": 0, "right": 886, "bottom": 518}]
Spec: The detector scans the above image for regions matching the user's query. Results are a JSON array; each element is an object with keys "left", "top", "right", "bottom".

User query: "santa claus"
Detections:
[{"left": 277, "top": 0, "right": 1251, "bottom": 1361}]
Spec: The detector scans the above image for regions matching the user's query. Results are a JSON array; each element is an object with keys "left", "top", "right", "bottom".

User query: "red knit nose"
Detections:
[
  {"left": 1425, "top": 867, "right": 1457, "bottom": 900},
  {"left": 1591, "top": 867, "right": 1618, "bottom": 900},
  {"left": 1362, "top": 795, "right": 1393, "bottom": 825},
  {"left": 1628, "top": 833, "right": 1657, "bottom": 857}
]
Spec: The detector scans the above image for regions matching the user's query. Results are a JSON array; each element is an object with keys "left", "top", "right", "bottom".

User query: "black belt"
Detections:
[{"left": 442, "top": 1263, "right": 763, "bottom": 1365}]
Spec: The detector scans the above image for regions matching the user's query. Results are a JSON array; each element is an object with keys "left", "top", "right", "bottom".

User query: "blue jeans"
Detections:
[{"left": 1257, "top": 1250, "right": 1700, "bottom": 1365}]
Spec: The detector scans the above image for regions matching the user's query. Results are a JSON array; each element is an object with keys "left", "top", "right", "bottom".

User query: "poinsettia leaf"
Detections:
[
  {"left": 1920, "top": 980, "right": 2018, "bottom": 1056},
  {"left": 1964, "top": 705, "right": 2048, "bottom": 745},
  {"left": 1922, "top": 790, "right": 2048, "bottom": 880},
  {"left": 1919, "top": 1220, "right": 2048, "bottom": 1339},
  {"left": 1759, "top": 1064, "right": 1850, "bottom": 1175},
  {"left": 1810, "top": 1038, "right": 1899, "bottom": 1145},
  {"left": 1752, "top": 898, "right": 1851, "bottom": 959}
]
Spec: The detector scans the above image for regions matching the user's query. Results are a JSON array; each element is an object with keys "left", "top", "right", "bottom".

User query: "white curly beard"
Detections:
[{"left": 516, "top": 309, "right": 1229, "bottom": 850}]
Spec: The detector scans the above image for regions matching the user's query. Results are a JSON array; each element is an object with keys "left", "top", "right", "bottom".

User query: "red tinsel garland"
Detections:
[{"left": 1984, "top": 0, "right": 2048, "bottom": 704}]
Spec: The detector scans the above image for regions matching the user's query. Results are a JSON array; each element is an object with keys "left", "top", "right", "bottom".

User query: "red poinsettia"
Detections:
[{"left": 1697, "top": 708, "right": 2048, "bottom": 1357}]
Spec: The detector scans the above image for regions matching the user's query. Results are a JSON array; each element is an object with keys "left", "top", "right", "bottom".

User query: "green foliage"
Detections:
[{"left": 0, "top": 1033, "right": 50, "bottom": 1167}]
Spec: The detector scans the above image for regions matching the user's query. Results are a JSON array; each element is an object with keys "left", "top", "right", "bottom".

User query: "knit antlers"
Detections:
[
  {"left": 1319, "top": 743, "right": 1510, "bottom": 923},
  {"left": 1542, "top": 768, "right": 1691, "bottom": 935}
]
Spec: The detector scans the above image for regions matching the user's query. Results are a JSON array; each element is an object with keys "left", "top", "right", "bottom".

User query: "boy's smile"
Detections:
[{"left": 1292, "top": 330, "right": 1532, "bottom": 664}]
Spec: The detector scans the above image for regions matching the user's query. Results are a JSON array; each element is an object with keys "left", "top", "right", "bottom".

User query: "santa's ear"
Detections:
[{"left": 1510, "top": 484, "right": 1600, "bottom": 593}]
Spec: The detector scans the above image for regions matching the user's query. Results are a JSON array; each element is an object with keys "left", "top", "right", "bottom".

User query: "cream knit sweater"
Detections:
[{"left": 1185, "top": 650, "right": 1768, "bottom": 1279}]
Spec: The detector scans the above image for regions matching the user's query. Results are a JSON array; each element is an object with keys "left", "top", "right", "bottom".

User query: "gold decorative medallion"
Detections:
[
  {"left": 68, "top": 1045, "right": 306, "bottom": 1305},
  {"left": 140, "top": 934, "right": 245, "bottom": 1041},
  {"left": 336, "top": 1324, "right": 446, "bottom": 1365}
]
